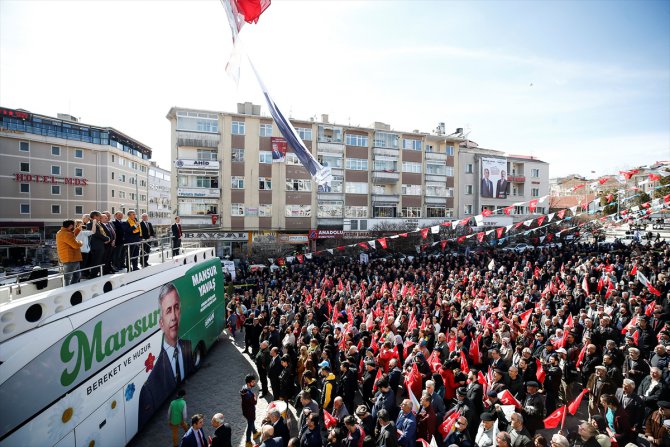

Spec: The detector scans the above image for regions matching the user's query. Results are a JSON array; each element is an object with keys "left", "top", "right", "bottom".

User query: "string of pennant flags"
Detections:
[{"left": 279, "top": 170, "right": 669, "bottom": 265}]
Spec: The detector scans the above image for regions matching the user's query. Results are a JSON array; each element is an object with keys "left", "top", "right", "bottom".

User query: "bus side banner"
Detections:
[{"left": 0, "top": 259, "right": 225, "bottom": 444}]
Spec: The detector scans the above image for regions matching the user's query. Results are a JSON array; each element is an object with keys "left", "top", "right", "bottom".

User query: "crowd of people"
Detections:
[
  {"left": 55, "top": 210, "right": 165, "bottom": 285},
  {"left": 220, "top": 235, "right": 670, "bottom": 447}
]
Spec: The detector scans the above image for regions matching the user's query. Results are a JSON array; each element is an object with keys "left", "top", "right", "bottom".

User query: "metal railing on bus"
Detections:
[{"left": 1, "top": 236, "right": 201, "bottom": 301}]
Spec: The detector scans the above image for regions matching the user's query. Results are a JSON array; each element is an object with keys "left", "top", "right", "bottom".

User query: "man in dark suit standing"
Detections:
[
  {"left": 86, "top": 210, "right": 110, "bottom": 278},
  {"left": 210, "top": 413, "right": 232, "bottom": 447},
  {"left": 122, "top": 210, "right": 142, "bottom": 271},
  {"left": 496, "top": 170, "right": 509, "bottom": 198},
  {"left": 140, "top": 213, "right": 156, "bottom": 267},
  {"left": 268, "top": 347, "right": 283, "bottom": 399},
  {"left": 112, "top": 211, "right": 126, "bottom": 271},
  {"left": 467, "top": 369, "right": 485, "bottom": 416},
  {"left": 101, "top": 212, "right": 116, "bottom": 274},
  {"left": 180, "top": 414, "right": 207, "bottom": 447},
  {"left": 138, "top": 282, "right": 194, "bottom": 430},
  {"left": 172, "top": 216, "right": 183, "bottom": 256},
  {"left": 376, "top": 409, "right": 398, "bottom": 447},
  {"left": 481, "top": 168, "right": 494, "bottom": 198}
]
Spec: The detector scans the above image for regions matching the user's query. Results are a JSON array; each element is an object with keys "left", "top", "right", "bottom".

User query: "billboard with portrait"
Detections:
[
  {"left": 481, "top": 157, "right": 508, "bottom": 199},
  {"left": 271, "top": 137, "right": 287, "bottom": 163}
]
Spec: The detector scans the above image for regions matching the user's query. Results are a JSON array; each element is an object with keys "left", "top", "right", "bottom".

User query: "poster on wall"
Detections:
[
  {"left": 271, "top": 137, "right": 287, "bottom": 163},
  {"left": 481, "top": 157, "right": 508, "bottom": 199}
]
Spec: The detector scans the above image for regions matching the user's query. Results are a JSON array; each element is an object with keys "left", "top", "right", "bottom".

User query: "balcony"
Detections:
[
  {"left": 372, "top": 193, "right": 400, "bottom": 203},
  {"left": 425, "top": 152, "right": 447, "bottom": 161},
  {"left": 425, "top": 174, "right": 446, "bottom": 182},
  {"left": 317, "top": 141, "right": 344, "bottom": 153},
  {"left": 175, "top": 159, "right": 220, "bottom": 170},
  {"left": 318, "top": 192, "right": 344, "bottom": 201},
  {"left": 509, "top": 175, "right": 526, "bottom": 183},
  {"left": 177, "top": 187, "right": 220, "bottom": 198},
  {"left": 372, "top": 170, "right": 400, "bottom": 184},
  {"left": 373, "top": 147, "right": 400, "bottom": 158},
  {"left": 425, "top": 196, "right": 448, "bottom": 205},
  {"left": 177, "top": 131, "right": 220, "bottom": 148}
]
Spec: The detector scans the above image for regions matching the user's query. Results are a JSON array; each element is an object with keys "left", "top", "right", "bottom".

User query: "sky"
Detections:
[{"left": 1, "top": 0, "right": 669, "bottom": 179}]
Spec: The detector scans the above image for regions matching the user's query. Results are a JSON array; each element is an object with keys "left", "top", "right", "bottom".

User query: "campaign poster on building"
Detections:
[
  {"left": 271, "top": 137, "right": 287, "bottom": 163},
  {"left": 481, "top": 157, "right": 508, "bottom": 199}
]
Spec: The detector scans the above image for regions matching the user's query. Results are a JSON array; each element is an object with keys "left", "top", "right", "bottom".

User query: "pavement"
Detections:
[{"left": 129, "top": 330, "right": 296, "bottom": 447}]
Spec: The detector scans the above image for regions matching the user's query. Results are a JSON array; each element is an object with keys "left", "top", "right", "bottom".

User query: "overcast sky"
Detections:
[{"left": 1, "top": 0, "right": 669, "bottom": 178}]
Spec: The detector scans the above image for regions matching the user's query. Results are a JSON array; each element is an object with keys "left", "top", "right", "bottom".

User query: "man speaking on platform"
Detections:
[{"left": 138, "top": 283, "right": 194, "bottom": 429}]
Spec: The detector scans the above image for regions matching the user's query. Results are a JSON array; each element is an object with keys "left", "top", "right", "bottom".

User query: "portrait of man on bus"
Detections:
[{"left": 137, "top": 282, "right": 194, "bottom": 429}]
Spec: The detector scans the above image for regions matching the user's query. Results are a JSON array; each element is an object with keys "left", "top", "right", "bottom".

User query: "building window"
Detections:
[
  {"left": 259, "top": 177, "right": 272, "bottom": 190},
  {"left": 286, "top": 153, "right": 301, "bottom": 165},
  {"left": 345, "top": 182, "right": 368, "bottom": 194},
  {"left": 232, "top": 121, "right": 246, "bottom": 135},
  {"left": 52, "top": 204, "right": 61, "bottom": 214},
  {"left": 373, "top": 206, "right": 396, "bottom": 218},
  {"left": 465, "top": 163, "right": 473, "bottom": 174},
  {"left": 345, "top": 134, "right": 368, "bottom": 147},
  {"left": 445, "top": 166, "right": 454, "bottom": 176},
  {"left": 317, "top": 201, "right": 343, "bottom": 218},
  {"left": 231, "top": 203, "right": 245, "bottom": 216},
  {"left": 20, "top": 204, "right": 30, "bottom": 214},
  {"left": 446, "top": 146, "right": 454, "bottom": 156},
  {"left": 75, "top": 187, "right": 83, "bottom": 196},
  {"left": 465, "top": 184, "right": 473, "bottom": 195},
  {"left": 51, "top": 185, "right": 60, "bottom": 195},
  {"left": 426, "top": 184, "right": 446, "bottom": 197},
  {"left": 111, "top": 172, "right": 115, "bottom": 180},
  {"left": 464, "top": 204, "right": 473, "bottom": 215},
  {"left": 402, "top": 162, "right": 422, "bottom": 173},
  {"left": 197, "top": 149, "right": 217, "bottom": 160},
  {"left": 259, "top": 204, "right": 272, "bottom": 217},
  {"left": 140, "top": 180, "right": 146, "bottom": 187},
  {"left": 75, "top": 168, "right": 83, "bottom": 177},
  {"left": 402, "top": 139, "right": 421, "bottom": 151},
  {"left": 19, "top": 141, "right": 29, "bottom": 152},
  {"left": 426, "top": 163, "right": 446, "bottom": 176},
  {"left": 446, "top": 187, "right": 454, "bottom": 197},
  {"left": 111, "top": 190, "right": 115, "bottom": 198},
  {"left": 176, "top": 111, "right": 219, "bottom": 133},
  {"left": 427, "top": 207, "right": 447, "bottom": 218},
  {"left": 119, "top": 191, "right": 126, "bottom": 199},
  {"left": 318, "top": 175, "right": 343, "bottom": 193},
  {"left": 515, "top": 206, "right": 524, "bottom": 214},
  {"left": 373, "top": 160, "right": 398, "bottom": 172},
  {"left": 75, "top": 205, "right": 83, "bottom": 215},
  {"left": 140, "top": 194, "right": 146, "bottom": 201},
  {"left": 531, "top": 188, "right": 539, "bottom": 197},
  {"left": 345, "top": 158, "right": 368, "bottom": 171},
  {"left": 345, "top": 206, "right": 368, "bottom": 218},
  {"left": 285, "top": 205, "right": 311, "bottom": 217},
  {"left": 195, "top": 176, "right": 218, "bottom": 188},
  {"left": 119, "top": 158, "right": 125, "bottom": 166},
  {"left": 374, "top": 132, "right": 399, "bottom": 149},
  {"left": 232, "top": 148, "right": 245, "bottom": 162},
  {"left": 51, "top": 146, "right": 60, "bottom": 156},
  {"left": 286, "top": 178, "right": 312, "bottom": 192},
  {"left": 260, "top": 123, "right": 273, "bottom": 137},
  {"left": 318, "top": 154, "right": 343, "bottom": 169},
  {"left": 296, "top": 127, "right": 312, "bottom": 141},
  {"left": 20, "top": 183, "right": 29, "bottom": 193},
  {"left": 20, "top": 162, "right": 30, "bottom": 172},
  {"left": 531, "top": 168, "right": 540, "bottom": 178},
  {"left": 402, "top": 184, "right": 422, "bottom": 195},
  {"left": 401, "top": 207, "right": 422, "bottom": 218},
  {"left": 231, "top": 176, "right": 245, "bottom": 189},
  {"left": 51, "top": 165, "right": 60, "bottom": 175},
  {"left": 259, "top": 151, "right": 273, "bottom": 164},
  {"left": 120, "top": 174, "right": 126, "bottom": 182}
]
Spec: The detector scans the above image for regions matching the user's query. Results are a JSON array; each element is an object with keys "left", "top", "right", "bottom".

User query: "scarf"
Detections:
[{"left": 128, "top": 217, "right": 140, "bottom": 234}]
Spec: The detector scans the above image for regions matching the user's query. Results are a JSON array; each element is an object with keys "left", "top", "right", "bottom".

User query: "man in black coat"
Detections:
[
  {"left": 256, "top": 341, "right": 271, "bottom": 397},
  {"left": 122, "top": 210, "right": 142, "bottom": 271},
  {"left": 140, "top": 213, "right": 155, "bottom": 267},
  {"left": 268, "top": 408, "right": 290, "bottom": 447},
  {"left": 112, "top": 211, "right": 126, "bottom": 270},
  {"left": 86, "top": 210, "right": 110, "bottom": 278},
  {"left": 376, "top": 409, "right": 398, "bottom": 447},
  {"left": 171, "top": 216, "right": 182, "bottom": 256},
  {"left": 338, "top": 361, "right": 358, "bottom": 414},
  {"left": 638, "top": 367, "right": 666, "bottom": 419},
  {"left": 210, "top": 413, "right": 232, "bottom": 447},
  {"left": 521, "top": 382, "right": 545, "bottom": 435},
  {"left": 616, "top": 379, "right": 645, "bottom": 433},
  {"left": 268, "top": 347, "right": 283, "bottom": 399},
  {"left": 466, "top": 369, "right": 484, "bottom": 416}
]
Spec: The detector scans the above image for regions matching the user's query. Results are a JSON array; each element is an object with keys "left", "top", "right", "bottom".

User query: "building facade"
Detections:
[
  {"left": 147, "top": 161, "right": 172, "bottom": 233},
  {"left": 456, "top": 146, "right": 550, "bottom": 226},
  {"left": 168, "top": 104, "right": 463, "bottom": 248},
  {"left": 0, "top": 106, "right": 166, "bottom": 242}
]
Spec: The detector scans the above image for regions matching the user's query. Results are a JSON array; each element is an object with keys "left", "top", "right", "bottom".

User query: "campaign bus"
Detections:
[{"left": 0, "top": 257, "right": 226, "bottom": 446}]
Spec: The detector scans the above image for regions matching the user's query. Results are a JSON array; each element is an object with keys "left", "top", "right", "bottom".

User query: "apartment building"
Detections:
[
  {"left": 456, "top": 146, "right": 550, "bottom": 227},
  {"left": 167, "top": 104, "right": 464, "bottom": 249},
  {"left": 147, "top": 161, "right": 172, "bottom": 232},
  {"left": 0, "top": 106, "right": 162, "bottom": 239}
]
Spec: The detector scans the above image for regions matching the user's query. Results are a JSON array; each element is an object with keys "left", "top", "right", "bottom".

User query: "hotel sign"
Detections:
[{"left": 14, "top": 173, "right": 88, "bottom": 186}]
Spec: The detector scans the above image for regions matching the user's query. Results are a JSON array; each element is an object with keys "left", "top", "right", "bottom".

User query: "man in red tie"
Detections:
[
  {"left": 171, "top": 216, "right": 182, "bottom": 256},
  {"left": 180, "top": 414, "right": 207, "bottom": 447}
]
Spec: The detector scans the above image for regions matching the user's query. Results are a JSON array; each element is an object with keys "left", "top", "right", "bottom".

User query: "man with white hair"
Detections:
[
  {"left": 549, "top": 434, "right": 569, "bottom": 447},
  {"left": 638, "top": 367, "right": 666, "bottom": 419},
  {"left": 587, "top": 365, "right": 616, "bottom": 418},
  {"left": 623, "top": 347, "right": 649, "bottom": 387},
  {"left": 616, "top": 378, "right": 644, "bottom": 433},
  {"left": 259, "top": 425, "right": 283, "bottom": 447},
  {"left": 508, "top": 413, "right": 532, "bottom": 447},
  {"left": 210, "top": 413, "right": 232, "bottom": 447},
  {"left": 268, "top": 408, "right": 290, "bottom": 447}
]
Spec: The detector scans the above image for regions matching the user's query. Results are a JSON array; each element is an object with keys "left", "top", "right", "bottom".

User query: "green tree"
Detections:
[{"left": 653, "top": 173, "right": 670, "bottom": 199}]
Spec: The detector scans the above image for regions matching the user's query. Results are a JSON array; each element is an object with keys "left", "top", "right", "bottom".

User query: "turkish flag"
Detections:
[
  {"left": 324, "top": 408, "right": 338, "bottom": 428},
  {"left": 543, "top": 406, "right": 566, "bottom": 429},
  {"left": 377, "top": 238, "right": 388, "bottom": 249},
  {"left": 438, "top": 410, "right": 461, "bottom": 438},
  {"left": 460, "top": 350, "right": 470, "bottom": 373},
  {"left": 405, "top": 363, "right": 423, "bottom": 399},
  {"left": 599, "top": 177, "right": 608, "bottom": 185},
  {"left": 482, "top": 209, "right": 493, "bottom": 217},
  {"left": 582, "top": 276, "right": 590, "bottom": 295},
  {"left": 496, "top": 227, "right": 505, "bottom": 238},
  {"left": 469, "top": 335, "right": 481, "bottom": 365},
  {"left": 649, "top": 173, "right": 661, "bottom": 181},
  {"left": 420, "top": 228, "right": 429, "bottom": 239},
  {"left": 557, "top": 209, "right": 566, "bottom": 219},
  {"left": 498, "top": 389, "right": 522, "bottom": 409},
  {"left": 568, "top": 388, "right": 589, "bottom": 415},
  {"left": 428, "top": 350, "right": 442, "bottom": 374},
  {"left": 477, "top": 232, "right": 485, "bottom": 243},
  {"left": 536, "top": 358, "right": 546, "bottom": 383},
  {"left": 440, "top": 240, "right": 448, "bottom": 250},
  {"left": 529, "top": 199, "right": 538, "bottom": 213},
  {"left": 358, "top": 242, "right": 369, "bottom": 250},
  {"left": 372, "top": 367, "right": 383, "bottom": 392},
  {"left": 460, "top": 217, "right": 471, "bottom": 227},
  {"left": 457, "top": 236, "right": 466, "bottom": 244},
  {"left": 575, "top": 344, "right": 588, "bottom": 368},
  {"left": 234, "top": 0, "right": 270, "bottom": 24},
  {"left": 621, "top": 316, "right": 638, "bottom": 334},
  {"left": 537, "top": 215, "right": 546, "bottom": 226},
  {"left": 519, "top": 309, "right": 533, "bottom": 328}
]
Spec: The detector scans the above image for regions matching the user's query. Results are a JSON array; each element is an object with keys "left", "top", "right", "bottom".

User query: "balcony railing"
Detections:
[
  {"left": 425, "top": 174, "right": 446, "bottom": 182},
  {"left": 317, "top": 141, "right": 345, "bottom": 152},
  {"left": 373, "top": 147, "right": 400, "bottom": 158},
  {"left": 425, "top": 152, "right": 447, "bottom": 161},
  {"left": 371, "top": 193, "right": 400, "bottom": 203},
  {"left": 509, "top": 176, "right": 526, "bottom": 183},
  {"left": 177, "top": 131, "right": 220, "bottom": 148},
  {"left": 425, "top": 196, "right": 448, "bottom": 205},
  {"left": 372, "top": 171, "right": 400, "bottom": 184}
]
